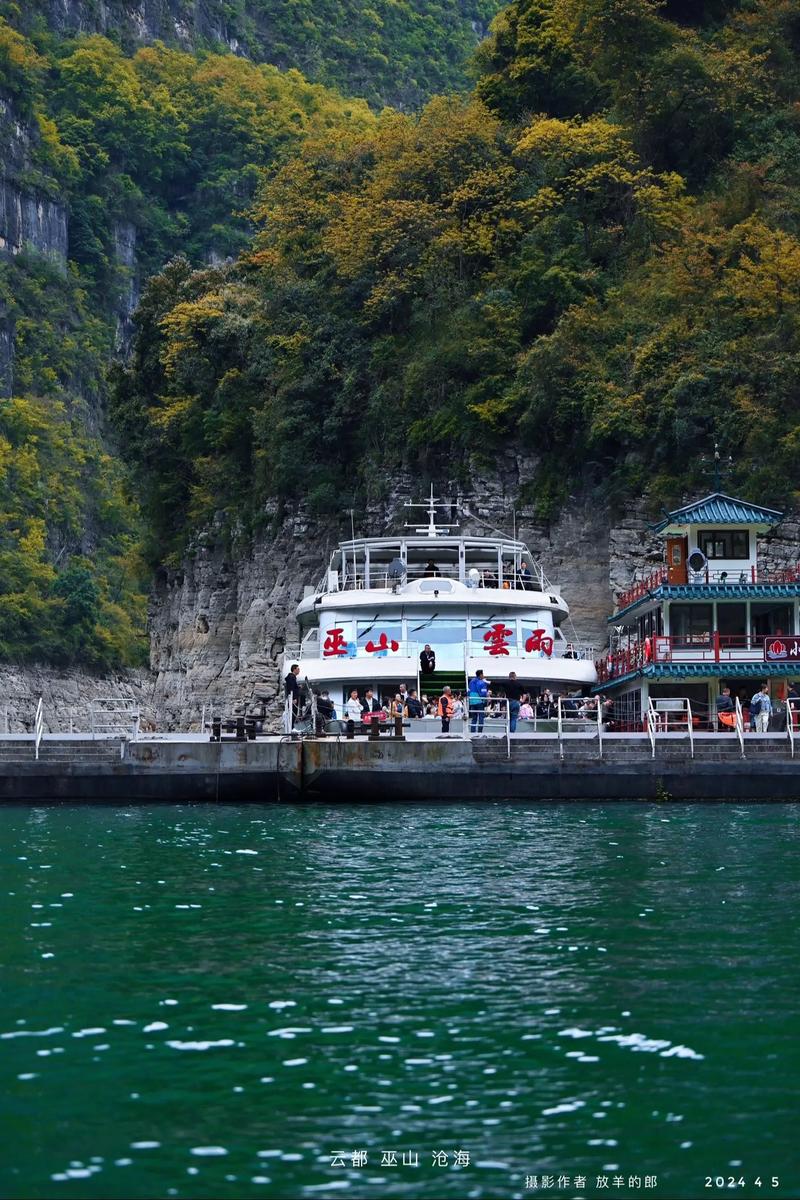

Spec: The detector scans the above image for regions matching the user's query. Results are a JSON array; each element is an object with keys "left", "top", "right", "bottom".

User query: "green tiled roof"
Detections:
[
  {"left": 610, "top": 582, "right": 800, "bottom": 622},
  {"left": 652, "top": 492, "right": 783, "bottom": 533}
]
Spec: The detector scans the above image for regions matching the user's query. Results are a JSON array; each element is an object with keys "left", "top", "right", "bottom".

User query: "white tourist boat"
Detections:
[{"left": 282, "top": 491, "right": 596, "bottom": 706}]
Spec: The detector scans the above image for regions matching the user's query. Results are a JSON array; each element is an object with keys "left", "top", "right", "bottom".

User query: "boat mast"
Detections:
[{"left": 404, "top": 485, "right": 457, "bottom": 538}]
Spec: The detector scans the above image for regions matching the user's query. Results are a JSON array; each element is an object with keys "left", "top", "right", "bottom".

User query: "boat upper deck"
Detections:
[{"left": 317, "top": 534, "right": 547, "bottom": 595}]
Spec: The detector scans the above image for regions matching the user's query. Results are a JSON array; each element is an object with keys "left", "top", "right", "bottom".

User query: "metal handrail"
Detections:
[
  {"left": 734, "top": 695, "right": 745, "bottom": 758},
  {"left": 557, "top": 696, "right": 564, "bottom": 759},
  {"left": 34, "top": 697, "right": 44, "bottom": 761},
  {"left": 787, "top": 698, "right": 799, "bottom": 759},
  {"left": 90, "top": 698, "right": 140, "bottom": 740},
  {"left": 597, "top": 698, "right": 603, "bottom": 758},
  {"left": 646, "top": 701, "right": 657, "bottom": 759},
  {"left": 686, "top": 700, "right": 694, "bottom": 759}
]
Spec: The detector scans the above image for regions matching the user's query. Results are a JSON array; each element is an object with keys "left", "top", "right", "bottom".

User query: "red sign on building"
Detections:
[{"left": 764, "top": 636, "right": 800, "bottom": 661}]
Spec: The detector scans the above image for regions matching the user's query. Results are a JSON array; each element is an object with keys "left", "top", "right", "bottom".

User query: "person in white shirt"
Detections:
[{"left": 344, "top": 689, "right": 363, "bottom": 736}]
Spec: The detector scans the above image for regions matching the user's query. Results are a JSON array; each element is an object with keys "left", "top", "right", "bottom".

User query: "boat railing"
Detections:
[
  {"left": 286, "top": 638, "right": 596, "bottom": 666},
  {"left": 466, "top": 641, "right": 596, "bottom": 662},
  {"left": 317, "top": 565, "right": 548, "bottom": 594}
]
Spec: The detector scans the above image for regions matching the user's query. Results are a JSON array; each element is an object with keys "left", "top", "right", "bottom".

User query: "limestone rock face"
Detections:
[{"left": 0, "top": 665, "right": 152, "bottom": 734}]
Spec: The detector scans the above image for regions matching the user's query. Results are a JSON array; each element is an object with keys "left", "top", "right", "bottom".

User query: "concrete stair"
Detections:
[
  {"left": 0, "top": 739, "right": 124, "bottom": 767},
  {"left": 472, "top": 734, "right": 798, "bottom": 766}
]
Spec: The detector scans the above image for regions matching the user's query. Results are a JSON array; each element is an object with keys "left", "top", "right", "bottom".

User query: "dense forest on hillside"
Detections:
[
  {"left": 115, "top": 0, "right": 800, "bottom": 562},
  {"left": 4, "top": 0, "right": 800, "bottom": 666},
  {"left": 4, "top": 0, "right": 503, "bottom": 109},
  {"left": 0, "top": 15, "right": 377, "bottom": 664}
]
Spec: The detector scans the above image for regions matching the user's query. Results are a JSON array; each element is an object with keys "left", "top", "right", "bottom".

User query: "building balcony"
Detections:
[
  {"left": 614, "top": 565, "right": 800, "bottom": 613},
  {"left": 596, "top": 633, "right": 800, "bottom": 683}
]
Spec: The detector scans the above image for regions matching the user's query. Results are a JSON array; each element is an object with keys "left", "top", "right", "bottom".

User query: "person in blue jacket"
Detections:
[{"left": 468, "top": 669, "right": 490, "bottom": 733}]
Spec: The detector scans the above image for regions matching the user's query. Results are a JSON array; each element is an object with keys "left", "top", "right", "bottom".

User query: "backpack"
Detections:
[{"left": 750, "top": 694, "right": 763, "bottom": 715}]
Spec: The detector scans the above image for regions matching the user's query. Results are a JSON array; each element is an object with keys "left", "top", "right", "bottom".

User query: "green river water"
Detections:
[{"left": 0, "top": 803, "right": 797, "bottom": 1200}]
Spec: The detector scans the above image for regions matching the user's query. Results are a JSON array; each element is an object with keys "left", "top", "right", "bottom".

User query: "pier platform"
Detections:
[{"left": 1, "top": 731, "right": 799, "bottom": 802}]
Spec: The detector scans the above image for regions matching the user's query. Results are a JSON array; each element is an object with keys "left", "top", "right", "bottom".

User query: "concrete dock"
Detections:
[{"left": 1, "top": 731, "right": 799, "bottom": 801}]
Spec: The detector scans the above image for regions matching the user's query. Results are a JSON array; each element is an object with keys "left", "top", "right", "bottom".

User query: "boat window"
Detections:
[
  {"left": 357, "top": 620, "right": 403, "bottom": 651},
  {"left": 415, "top": 579, "right": 455, "bottom": 593},
  {"left": 408, "top": 616, "right": 466, "bottom": 642}
]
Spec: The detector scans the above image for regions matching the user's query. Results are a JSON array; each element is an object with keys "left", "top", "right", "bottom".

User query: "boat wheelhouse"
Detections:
[
  {"left": 595, "top": 492, "right": 800, "bottom": 727},
  {"left": 282, "top": 492, "right": 596, "bottom": 705}
]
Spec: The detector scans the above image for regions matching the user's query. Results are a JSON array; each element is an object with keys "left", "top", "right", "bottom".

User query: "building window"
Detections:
[
  {"left": 699, "top": 529, "right": 749, "bottom": 559},
  {"left": 671, "top": 604, "right": 713, "bottom": 645}
]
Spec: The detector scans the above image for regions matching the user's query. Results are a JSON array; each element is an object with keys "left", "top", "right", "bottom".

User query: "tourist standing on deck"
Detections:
[
  {"left": 362, "top": 689, "right": 382, "bottom": 725},
  {"left": 285, "top": 663, "right": 301, "bottom": 726},
  {"left": 344, "top": 689, "right": 362, "bottom": 736},
  {"left": 317, "top": 690, "right": 336, "bottom": 731},
  {"left": 420, "top": 644, "right": 436, "bottom": 674},
  {"left": 406, "top": 689, "right": 424, "bottom": 719},
  {"left": 505, "top": 671, "right": 523, "bottom": 733},
  {"left": 750, "top": 683, "right": 772, "bottom": 732},
  {"left": 716, "top": 686, "right": 734, "bottom": 729},
  {"left": 468, "top": 669, "right": 489, "bottom": 733},
  {"left": 438, "top": 686, "right": 455, "bottom": 733},
  {"left": 518, "top": 561, "right": 533, "bottom": 590}
]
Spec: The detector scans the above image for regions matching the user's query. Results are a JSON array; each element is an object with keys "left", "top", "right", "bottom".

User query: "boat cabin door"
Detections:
[{"left": 666, "top": 536, "right": 688, "bottom": 585}]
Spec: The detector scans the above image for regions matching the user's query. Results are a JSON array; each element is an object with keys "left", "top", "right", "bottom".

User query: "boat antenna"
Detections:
[
  {"left": 349, "top": 508, "right": 356, "bottom": 584},
  {"left": 404, "top": 484, "right": 457, "bottom": 538}
]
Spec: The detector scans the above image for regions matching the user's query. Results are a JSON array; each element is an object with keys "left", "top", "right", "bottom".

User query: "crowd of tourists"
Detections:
[{"left": 285, "top": 662, "right": 609, "bottom": 736}]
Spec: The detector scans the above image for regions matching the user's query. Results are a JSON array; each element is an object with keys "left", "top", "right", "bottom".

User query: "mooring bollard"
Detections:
[
  {"left": 346, "top": 720, "right": 355, "bottom": 740},
  {"left": 368, "top": 719, "right": 380, "bottom": 741},
  {"left": 394, "top": 714, "right": 405, "bottom": 740},
  {"left": 211, "top": 717, "right": 221, "bottom": 743}
]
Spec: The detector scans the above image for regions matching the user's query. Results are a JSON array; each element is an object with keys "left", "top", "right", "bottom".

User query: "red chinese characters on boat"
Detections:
[
  {"left": 525, "top": 628, "right": 554, "bottom": 657},
  {"left": 323, "top": 627, "right": 348, "bottom": 657},
  {"left": 484, "top": 623, "right": 513, "bottom": 656},
  {"left": 365, "top": 632, "right": 400, "bottom": 654}
]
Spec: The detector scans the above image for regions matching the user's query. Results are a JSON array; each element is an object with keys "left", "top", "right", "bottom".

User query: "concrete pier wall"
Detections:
[{"left": 0, "top": 733, "right": 799, "bottom": 802}]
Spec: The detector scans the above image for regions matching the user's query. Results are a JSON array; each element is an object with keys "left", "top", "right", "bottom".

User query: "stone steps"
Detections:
[{"left": 0, "top": 740, "right": 123, "bottom": 766}]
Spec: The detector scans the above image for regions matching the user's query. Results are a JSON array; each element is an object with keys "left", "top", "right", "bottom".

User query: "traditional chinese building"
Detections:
[
  {"left": 595, "top": 492, "right": 800, "bottom": 727},
  {"left": 281, "top": 491, "right": 596, "bottom": 706}
]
